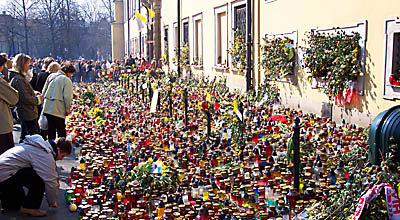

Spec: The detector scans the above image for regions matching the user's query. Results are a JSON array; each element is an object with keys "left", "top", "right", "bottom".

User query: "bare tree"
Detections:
[
  {"left": 36, "top": 0, "right": 63, "bottom": 55},
  {"left": 80, "top": 0, "right": 107, "bottom": 23},
  {"left": 6, "top": 0, "right": 39, "bottom": 53},
  {"left": 100, "top": 0, "right": 114, "bottom": 22},
  {"left": 2, "top": 0, "right": 112, "bottom": 59}
]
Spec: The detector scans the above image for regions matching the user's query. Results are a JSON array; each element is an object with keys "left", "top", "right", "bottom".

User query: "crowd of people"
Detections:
[
  {"left": 0, "top": 53, "right": 77, "bottom": 216},
  {"left": 0, "top": 52, "right": 153, "bottom": 217}
]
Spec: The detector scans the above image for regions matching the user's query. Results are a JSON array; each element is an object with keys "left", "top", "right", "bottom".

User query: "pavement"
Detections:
[{"left": 1, "top": 124, "right": 79, "bottom": 220}]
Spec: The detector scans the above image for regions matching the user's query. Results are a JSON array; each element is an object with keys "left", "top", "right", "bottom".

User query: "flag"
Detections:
[
  {"left": 148, "top": 8, "right": 155, "bottom": 18},
  {"left": 206, "top": 91, "right": 211, "bottom": 102},
  {"left": 135, "top": 10, "right": 147, "bottom": 22},
  {"left": 136, "top": 17, "right": 145, "bottom": 32},
  {"left": 135, "top": 10, "right": 146, "bottom": 31},
  {"left": 233, "top": 100, "right": 238, "bottom": 113}
]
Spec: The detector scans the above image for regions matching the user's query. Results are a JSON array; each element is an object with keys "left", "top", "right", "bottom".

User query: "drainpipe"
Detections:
[
  {"left": 177, "top": 0, "right": 181, "bottom": 77},
  {"left": 139, "top": 0, "right": 142, "bottom": 58},
  {"left": 246, "top": 0, "right": 252, "bottom": 91},
  {"left": 127, "top": 0, "right": 130, "bottom": 56}
]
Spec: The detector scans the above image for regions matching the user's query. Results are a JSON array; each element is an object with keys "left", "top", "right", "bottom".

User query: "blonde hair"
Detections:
[
  {"left": 42, "top": 57, "right": 55, "bottom": 71},
  {"left": 13, "top": 53, "right": 31, "bottom": 74},
  {"left": 47, "top": 62, "right": 61, "bottom": 73}
]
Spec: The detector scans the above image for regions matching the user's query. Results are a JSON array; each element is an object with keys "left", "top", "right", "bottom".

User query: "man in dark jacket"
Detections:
[
  {"left": 35, "top": 57, "right": 55, "bottom": 93},
  {"left": 0, "top": 135, "right": 71, "bottom": 216}
]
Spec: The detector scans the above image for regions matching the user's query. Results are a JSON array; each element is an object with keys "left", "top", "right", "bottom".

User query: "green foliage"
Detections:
[
  {"left": 162, "top": 46, "right": 169, "bottom": 66},
  {"left": 80, "top": 91, "right": 96, "bottom": 107},
  {"left": 172, "top": 42, "right": 190, "bottom": 71},
  {"left": 303, "top": 31, "right": 362, "bottom": 98},
  {"left": 228, "top": 29, "right": 246, "bottom": 71},
  {"left": 260, "top": 36, "right": 295, "bottom": 79}
]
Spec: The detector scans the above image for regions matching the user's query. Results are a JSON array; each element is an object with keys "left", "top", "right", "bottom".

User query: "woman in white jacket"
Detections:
[{"left": 42, "top": 62, "right": 75, "bottom": 140}]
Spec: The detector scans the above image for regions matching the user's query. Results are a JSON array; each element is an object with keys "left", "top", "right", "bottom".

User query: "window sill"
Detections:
[
  {"left": 230, "top": 68, "right": 245, "bottom": 76},
  {"left": 192, "top": 65, "right": 203, "bottom": 70},
  {"left": 213, "top": 66, "right": 229, "bottom": 73}
]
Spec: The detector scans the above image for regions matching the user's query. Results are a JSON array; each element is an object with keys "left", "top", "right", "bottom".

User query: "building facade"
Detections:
[{"left": 113, "top": 0, "right": 400, "bottom": 127}]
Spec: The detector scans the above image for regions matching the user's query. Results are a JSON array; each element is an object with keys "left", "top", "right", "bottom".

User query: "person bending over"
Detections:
[{"left": 0, "top": 135, "right": 71, "bottom": 216}]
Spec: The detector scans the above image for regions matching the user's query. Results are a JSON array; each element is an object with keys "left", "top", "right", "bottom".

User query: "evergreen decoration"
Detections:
[
  {"left": 260, "top": 36, "right": 296, "bottom": 79},
  {"left": 303, "top": 31, "right": 362, "bottom": 99}
]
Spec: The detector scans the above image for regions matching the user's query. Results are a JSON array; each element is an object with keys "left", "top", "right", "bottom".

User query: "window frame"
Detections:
[
  {"left": 264, "top": 30, "right": 298, "bottom": 84},
  {"left": 192, "top": 13, "right": 203, "bottom": 67},
  {"left": 182, "top": 17, "right": 189, "bottom": 45},
  {"left": 214, "top": 4, "right": 228, "bottom": 66},
  {"left": 231, "top": 0, "right": 246, "bottom": 35},
  {"left": 173, "top": 22, "right": 178, "bottom": 57},
  {"left": 383, "top": 17, "right": 400, "bottom": 100}
]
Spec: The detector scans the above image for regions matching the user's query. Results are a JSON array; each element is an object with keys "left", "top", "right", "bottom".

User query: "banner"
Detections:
[
  {"left": 352, "top": 183, "right": 400, "bottom": 220},
  {"left": 150, "top": 89, "right": 159, "bottom": 113}
]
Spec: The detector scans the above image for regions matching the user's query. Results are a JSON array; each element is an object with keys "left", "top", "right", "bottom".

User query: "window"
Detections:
[
  {"left": 217, "top": 12, "right": 227, "bottom": 64},
  {"left": 215, "top": 5, "right": 228, "bottom": 65},
  {"left": 234, "top": 4, "right": 246, "bottom": 35},
  {"left": 264, "top": 30, "right": 298, "bottom": 84},
  {"left": 193, "top": 13, "right": 203, "bottom": 66},
  {"left": 383, "top": 17, "right": 400, "bottom": 99},
  {"left": 183, "top": 22, "right": 189, "bottom": 44},
  {"left": 164, "top": 26, "right": 169, "bottom": 49}
]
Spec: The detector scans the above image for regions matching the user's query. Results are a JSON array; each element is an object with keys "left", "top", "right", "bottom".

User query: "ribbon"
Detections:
[{"left": 352, "top": 183, "right": 400, "bottom": 220}]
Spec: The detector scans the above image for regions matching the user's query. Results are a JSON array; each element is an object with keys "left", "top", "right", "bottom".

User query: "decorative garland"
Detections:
[
  {"left": 260, "top": 36, "right": 295, "bottom": 79},
  {"left": 228, "top": 29, "right": 246, "bottom": 71},
  {"left": 303, "top": 31, "right": 362, "bottom": 99}
]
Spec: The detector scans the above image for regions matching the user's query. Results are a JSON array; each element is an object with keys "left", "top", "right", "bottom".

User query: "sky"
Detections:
[{"left": 0, "top": 0, "right": 88, "bottom": 12}]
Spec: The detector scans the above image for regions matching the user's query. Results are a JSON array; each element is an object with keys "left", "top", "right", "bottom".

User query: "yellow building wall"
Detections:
[
  {"left": 114, "top": 0, "right": 400, "bottom": 126},
  {"left": 259, "top": 0, "right": 400, "bottom": 126},
  {"left": 161, "top": 0, "right": 248, "bottom": 90}
]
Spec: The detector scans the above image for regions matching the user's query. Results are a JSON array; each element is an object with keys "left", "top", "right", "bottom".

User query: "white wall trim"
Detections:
[
  {"left": 383, "top": 17, "right": 400, "bottom": 100},
  {"left": 192, "top": 13, "right": 203, "bottom": 64},
  {"left": 214, "top": 4, "right": 228, "bottom": 66},
  {"left": 264, "top": 30, "right": 298, "bottom": 84}
]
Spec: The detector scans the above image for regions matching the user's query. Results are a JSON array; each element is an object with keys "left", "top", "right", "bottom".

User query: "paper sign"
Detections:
[
  {"left": 236, "top": 110, "right": 243, "bottom": 121},
  {"left": 150, "top": 89, "right": 159, "bottom": 113},
  {"left": 150, "top": 161, "right": 164, "bottom": 174}
]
